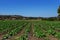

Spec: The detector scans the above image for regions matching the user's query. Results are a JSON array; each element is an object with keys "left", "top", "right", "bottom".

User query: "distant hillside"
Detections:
[
  {"left": 0, "top": 15, "right": 43, "bottom": 20},
  {"left": 0, "top": 15, "right": 59, "bottom": 21},
  {"left": 0, "top": 15, "right": 23, "bottom": 20}
]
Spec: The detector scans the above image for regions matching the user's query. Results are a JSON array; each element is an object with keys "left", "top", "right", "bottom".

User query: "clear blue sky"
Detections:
[{"left": 0, "top": 0, "right": 60, "bottom": 17}]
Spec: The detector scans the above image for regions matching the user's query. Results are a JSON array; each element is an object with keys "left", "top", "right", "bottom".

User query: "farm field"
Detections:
[{"left": 0, "top": 20, "right": 60, "bottom": 40}]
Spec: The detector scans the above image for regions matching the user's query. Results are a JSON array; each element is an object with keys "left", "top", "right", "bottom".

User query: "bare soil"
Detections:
[
  {"left": 28, "top": 23, "right": 37, "bottom": 40},
  {"left": 0, "top": 31, "right": 8, "bottom": 40},
  {"left": 0, "top": 33, "right": 3, "bottom": 40},
  {"left": 48, "top": 35, "right": 58, "bottom": 40}
]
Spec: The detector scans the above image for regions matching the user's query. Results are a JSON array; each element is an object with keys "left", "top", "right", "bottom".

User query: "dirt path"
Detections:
[
  {"left": 48, "top": 35, "right": 58, "bottom": 40},
  {"left": 0, "top": 33, "right": 3, "bottom": 40},
  {"left": 28, "top": 23, "right": 37, "bottom": 40},
  {"left": 28, "top": 23, "right": 43, "bottom": 40}
]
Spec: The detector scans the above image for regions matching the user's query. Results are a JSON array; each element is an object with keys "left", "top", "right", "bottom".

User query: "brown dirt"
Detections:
[
  {"left": 0, "top": 31, "right": 8, "bottom": 40},
  {"left": 48, "top": 35, "right": 58, "bottom": 40},
  {"left": 0, "top": 33, "right": 3, "bottom": 40},
  {"left": 28, "top": 23, "right": 37, "bottom": 40}
]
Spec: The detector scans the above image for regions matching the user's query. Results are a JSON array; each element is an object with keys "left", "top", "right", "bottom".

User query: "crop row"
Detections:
[
  {"left": 16, "top": 23, "right": 31, "bottom": 40},
  {"left": 1, "top": 20, "right": 28, "bottom": 40},
  {"left": 0, "top": 20, "right": 60, "bottom": 40},
  {"left": 33, "top": 21, "right": 60, "bottom": 40}
]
